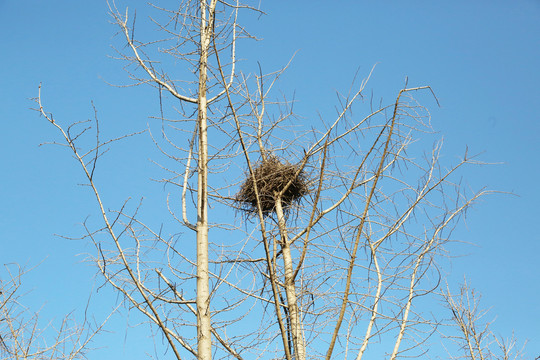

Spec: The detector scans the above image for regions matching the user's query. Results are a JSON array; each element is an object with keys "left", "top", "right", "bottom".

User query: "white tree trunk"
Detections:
[
  {"left": 275, "top": 197, "right": 306, "bottom": 360},
  {"left": 196, "top": 1, "right": 214, "bottom": 359}
]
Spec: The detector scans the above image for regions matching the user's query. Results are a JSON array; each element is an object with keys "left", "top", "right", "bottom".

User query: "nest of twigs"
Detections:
[{"left": 235, "top": 155, "right": 310, "bottom": 215}]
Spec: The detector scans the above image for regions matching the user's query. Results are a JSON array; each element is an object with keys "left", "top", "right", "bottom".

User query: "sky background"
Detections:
[{"left": 1, "top": 0, "right": 539, "bottom": 359}]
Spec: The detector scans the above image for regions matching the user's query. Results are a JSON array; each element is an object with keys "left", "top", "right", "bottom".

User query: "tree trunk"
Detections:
[
  {"left": 196, "top": 1, "right": 213, "bottom": 359},
  {"left": 275, "top": 197, "right": 306, "bottom": 360}
]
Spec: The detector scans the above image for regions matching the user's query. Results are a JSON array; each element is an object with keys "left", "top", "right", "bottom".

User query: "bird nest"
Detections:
[{"left": 235, "top": 155, "right": 310, "bottom": 216}]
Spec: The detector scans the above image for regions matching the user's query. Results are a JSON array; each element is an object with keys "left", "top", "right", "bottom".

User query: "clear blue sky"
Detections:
[{"left": 1, "top": 0, "right": 539, "bottom": 359}]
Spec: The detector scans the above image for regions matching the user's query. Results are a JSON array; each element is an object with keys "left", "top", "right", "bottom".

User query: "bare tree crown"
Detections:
[{"left": 29, "top": 1, "right": 525, "bottom": 360}]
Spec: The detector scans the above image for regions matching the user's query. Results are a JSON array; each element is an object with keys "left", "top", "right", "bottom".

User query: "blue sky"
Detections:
[{"left": 1, "top": 0, "right": 539, "bottom": 359}]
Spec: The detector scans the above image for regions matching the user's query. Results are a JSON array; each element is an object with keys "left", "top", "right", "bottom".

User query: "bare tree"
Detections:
[
  {"left": 34, "top": 1, "right": 524, "bottom": 360},
  {"left": 442, "top": 282, "right": 526, "bottom": 360},
  {"left": 226, "top": 71, "right": 488, "bottom": 360},
  {"left": 36, "top": 1, "right": 251, "bottom": 359},
  {"left": 0, "top": 264, "right": 105, "bottom": 360}
]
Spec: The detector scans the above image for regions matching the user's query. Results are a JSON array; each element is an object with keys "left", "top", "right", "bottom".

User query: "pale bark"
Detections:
[
  {"left": 275, "top": 197, "right": 306, "bottom": 360},
  {"left": 196, "top": 1, "right": 216, "bottom": 359}
]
